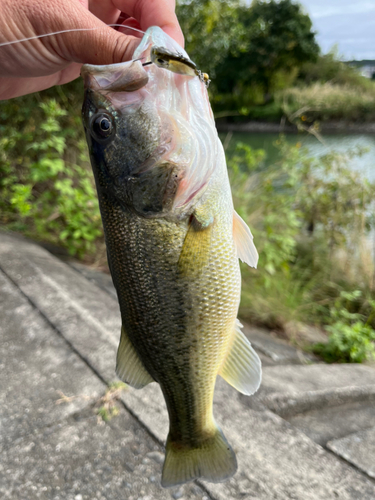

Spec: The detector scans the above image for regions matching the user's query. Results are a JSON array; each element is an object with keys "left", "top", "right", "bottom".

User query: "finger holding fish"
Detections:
[
  {"left": 0, "top": 14, "right": 260, "bottom": 486},
  {"left": 0, "top": 0, "right": 182, "bottom": 99}
]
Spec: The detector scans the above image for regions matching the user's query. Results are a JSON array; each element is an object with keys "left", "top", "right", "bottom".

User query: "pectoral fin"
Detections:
[
  {"left": 219, "top": 319, "right": 262, "bottom": 395},
  {"left": 233, "top": 211, "right": 258, "bottom": 268},
  {"left": 116, "top": 326, "right": 154, "bottom": 389},
  {"left": 178, "top": 210, "right": 213, "bottom": 277}
]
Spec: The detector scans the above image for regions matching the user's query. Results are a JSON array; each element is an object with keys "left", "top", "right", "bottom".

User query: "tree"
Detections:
[
  {"left": 176, "top": 0, "right": 245, "bottom": 82},
  {"left": 213, "top": 0, "right": 320, "bottom": 111}
]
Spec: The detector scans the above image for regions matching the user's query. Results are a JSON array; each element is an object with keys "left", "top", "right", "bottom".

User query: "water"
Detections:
[{"left": 219, "top": 131, "right": 375, "bottom": 180}]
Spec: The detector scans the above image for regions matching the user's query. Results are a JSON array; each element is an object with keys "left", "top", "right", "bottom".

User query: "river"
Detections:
[{"left": 219, "top": 131, "right": 375, "bottom": 180}]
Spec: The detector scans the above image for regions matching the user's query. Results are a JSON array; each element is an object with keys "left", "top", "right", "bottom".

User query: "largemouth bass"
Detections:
[{"left": 81, "top": 26, "right": 261, "bottom": 488}]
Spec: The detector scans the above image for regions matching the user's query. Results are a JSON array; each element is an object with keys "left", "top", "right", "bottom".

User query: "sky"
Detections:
[{"left": 299, "top": 0, "right": 375, "bottom": 60}]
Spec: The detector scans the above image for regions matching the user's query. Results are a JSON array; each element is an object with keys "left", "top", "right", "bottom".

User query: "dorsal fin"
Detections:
[
  {"left": 233, "top": 211, "right": 258, "bottom": 268},
  {"left": 219, "top": 319, "right": 262, "bottom": 395}
]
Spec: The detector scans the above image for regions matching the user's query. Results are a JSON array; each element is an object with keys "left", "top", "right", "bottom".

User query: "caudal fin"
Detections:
[{"left": 161, "top": 427, "right": 237, "bottom": 488}]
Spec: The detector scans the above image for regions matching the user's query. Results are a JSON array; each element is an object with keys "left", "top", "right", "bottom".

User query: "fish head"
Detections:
[{"left": 81, "top": 27, "right": 222, "bottom": 218}]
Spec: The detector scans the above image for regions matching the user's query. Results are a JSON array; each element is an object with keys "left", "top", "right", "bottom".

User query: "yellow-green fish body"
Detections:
[{"left": 81, "top": 26, "right": 261, "bottom": 488}]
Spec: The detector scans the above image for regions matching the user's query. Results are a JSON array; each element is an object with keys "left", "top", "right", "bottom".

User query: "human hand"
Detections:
[{"left": 0, "top": 0, "right": 183, "bottom": 100}]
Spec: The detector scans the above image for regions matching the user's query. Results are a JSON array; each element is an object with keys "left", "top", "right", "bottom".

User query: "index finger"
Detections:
[{"left": 112, "top": 0, "right": 184, "bottom": 47}]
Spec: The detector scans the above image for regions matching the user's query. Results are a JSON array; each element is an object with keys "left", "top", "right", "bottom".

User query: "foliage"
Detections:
[
  {"left": 176, "top": 0, "right": 245, "bottom": 82},
  {"left": 178, "top": 0, "right": 374, "bottom": 123},
  {"left": 178, "top": 0, "right": 319, "bottom": 116},
  {"left": 226, "top": 139, "right": 375, "bottom": 339},
  {"left": 293, "top": 146, "right": 373, "bottom": 250},
  {"left": 229, "top": 141, "right": 302, "bottom": 283},
  {"left": 212, "top": 0, "right": 319, "bottom": 111},
  {"left": 313, "top": 291, "right": 375, "bottom": 363},
  {"left": 278, "top": 82, "right": 375, "bottom": 122},
  {"left": 0, "top": 83, "right": 103, "bottom": 257},
  {"left": 298, "top": 50, "right": 374, "bottom": 91}
]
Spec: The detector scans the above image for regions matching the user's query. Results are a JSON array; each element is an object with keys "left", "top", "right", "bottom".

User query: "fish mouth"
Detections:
[
  {"left": 81, "top": 60, "right": 149, "bottom": 93},
  {"left": 82, "top": 26, "right": 217, "bottom": 214},
  {"left": 80, "top": 24, "right": 191, "bottom": 95}
]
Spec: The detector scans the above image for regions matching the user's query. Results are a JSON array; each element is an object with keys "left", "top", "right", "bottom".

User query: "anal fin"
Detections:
[
  {"left": 219, "top": 319, "right": 262, "bottom": 395},
  {"left": 116, "top": 326, "right": 154, "bottom": 389},
  {"left": 233, "top": 210, "right": 258, "bottom": 268}
]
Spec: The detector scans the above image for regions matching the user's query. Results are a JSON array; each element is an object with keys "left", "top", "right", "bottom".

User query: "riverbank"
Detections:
[{"left": 216, "top": 120, "right": 375, "bottom": 134}]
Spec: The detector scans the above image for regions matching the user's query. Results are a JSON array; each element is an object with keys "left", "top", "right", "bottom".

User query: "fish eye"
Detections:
[
  {"left": 90, "top": 113, "right": 115, "bottom": 142},
  {"left": 156, "top": 58, "right": 168, "bottom": 66}
]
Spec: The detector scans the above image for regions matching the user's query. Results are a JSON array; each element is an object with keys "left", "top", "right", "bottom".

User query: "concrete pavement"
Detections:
[{"left": 1, "top": 230, "right": 374, "bottom": 499}]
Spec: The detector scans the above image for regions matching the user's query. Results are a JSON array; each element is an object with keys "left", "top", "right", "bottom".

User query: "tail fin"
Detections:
[{"left": 161, "top": 426, "right": 237, "bottom": 488}]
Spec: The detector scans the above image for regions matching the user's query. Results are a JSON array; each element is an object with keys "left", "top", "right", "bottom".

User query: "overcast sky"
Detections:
[{"left": 300, "top": 0, "right": 375, "bottom": 60}]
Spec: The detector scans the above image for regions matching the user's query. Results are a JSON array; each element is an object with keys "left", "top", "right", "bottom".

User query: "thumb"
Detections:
[{"left": 56, "top": 12, "right": 141, "bottom": 66}]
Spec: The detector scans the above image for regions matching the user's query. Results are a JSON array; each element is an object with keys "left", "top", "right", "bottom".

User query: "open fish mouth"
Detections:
[
  {"left": 81, "top": 60, "right": 149, "bottom": 93},
  {"left": 81, "top": 27, "right": 220, "bottom": 213}
]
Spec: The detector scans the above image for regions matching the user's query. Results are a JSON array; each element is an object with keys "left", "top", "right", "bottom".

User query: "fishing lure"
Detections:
[{"left": 149, "top": 46, "right": 210, "bottom": 86}]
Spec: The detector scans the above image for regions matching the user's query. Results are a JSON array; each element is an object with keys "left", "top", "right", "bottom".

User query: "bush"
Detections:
[
  {"left": 0, "top": 84, "right": 103, "bottom": 257},
  {"left": 227, "top": 139, "right": 375, "bottom": 339},
  {"left": 313, "top": 291, "right": 375, "bottom": 363},
  {"left": 298, "top": 51, "right": 373, "bottom": 90}
]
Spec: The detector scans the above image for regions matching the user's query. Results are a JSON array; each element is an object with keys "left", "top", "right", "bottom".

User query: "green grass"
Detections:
[{"left": 277, "top": 82, "right": 375, "bottom": 122}]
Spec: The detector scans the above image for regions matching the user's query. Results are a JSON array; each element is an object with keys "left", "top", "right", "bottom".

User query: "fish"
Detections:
[{"left": 81, "top": 26, "right": 261, "bottom": 488}]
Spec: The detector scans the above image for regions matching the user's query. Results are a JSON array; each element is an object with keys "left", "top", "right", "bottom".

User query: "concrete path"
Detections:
[{"left": 1, "top": 230, "right": 374, "bottom": 499}]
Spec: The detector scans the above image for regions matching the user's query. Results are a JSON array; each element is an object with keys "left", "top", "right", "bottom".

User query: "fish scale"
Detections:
[{"left": 102, "top": 175, "right": 239, "bottom": 450}]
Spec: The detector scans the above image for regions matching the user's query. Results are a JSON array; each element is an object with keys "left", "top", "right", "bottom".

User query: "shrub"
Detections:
[
  {"left": 313, "top": 291, "right": 375, "bottom": 363},
  {"left": 298, "top": 51, "right": 372, "bottom": 90},
  {"left": 227, "top": 139, "right": 375, "bottom": 336},
  {"left": 0, "top": 85, "right": 103, "bottom": 257}
]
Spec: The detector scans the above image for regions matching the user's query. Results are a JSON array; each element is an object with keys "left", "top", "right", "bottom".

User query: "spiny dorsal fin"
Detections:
[
  {"left": 116, "top": 326, "right": 154, "bottom": 389},
  {"left": 219, "top": 319, "right": 262, "bottom": 395},
  {"left": 233, "top": 211, "right": 258, "bottom": 268}
]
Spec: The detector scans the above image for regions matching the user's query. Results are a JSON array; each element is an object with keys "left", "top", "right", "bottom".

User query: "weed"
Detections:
[
  {"left": 227, "top": 139, "right": 375, "bottom": 351},
  {"left": 313, "top": 291, "right": 375, "bottom": 363},
  {"left": 278, "top": 82, "right": 375, "bottom": 123},
  {"left": 96, "top": 382, "right": 128, "bottom": 423}
]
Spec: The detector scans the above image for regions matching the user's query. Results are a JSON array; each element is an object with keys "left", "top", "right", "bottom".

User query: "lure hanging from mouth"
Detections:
[{"left": 147, "top": 46, "right": 210, "bottom": 86}]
